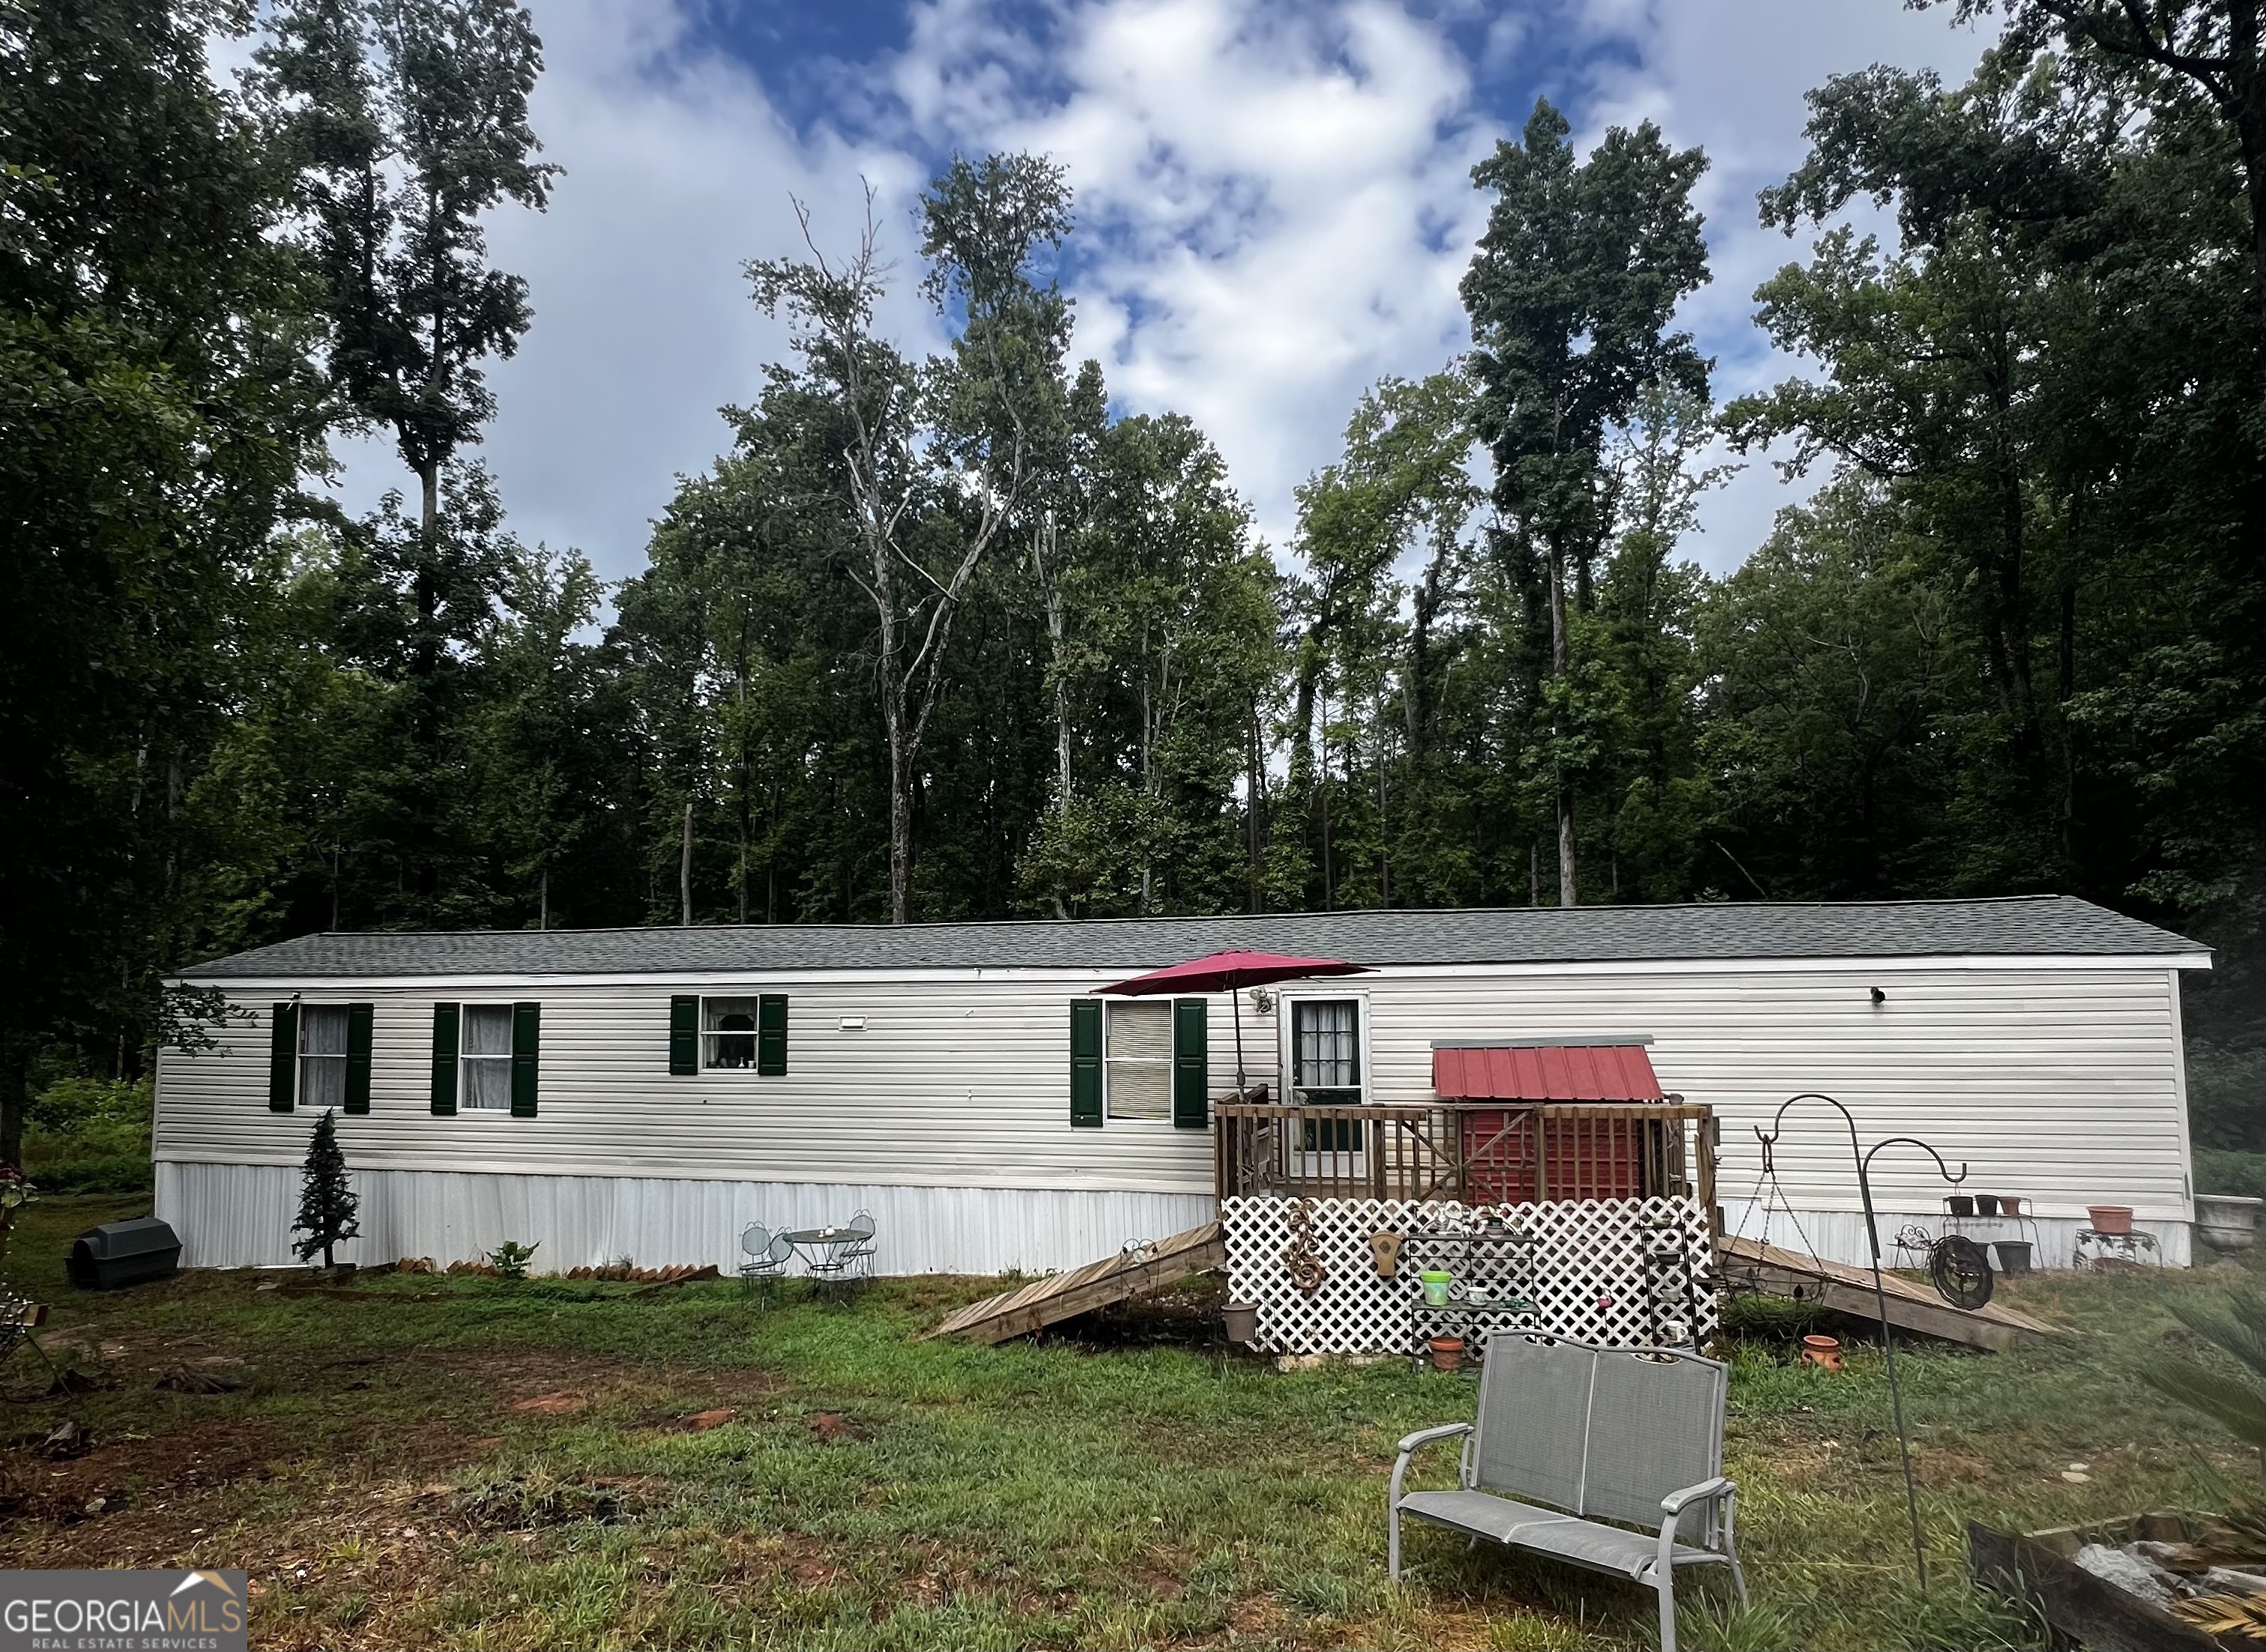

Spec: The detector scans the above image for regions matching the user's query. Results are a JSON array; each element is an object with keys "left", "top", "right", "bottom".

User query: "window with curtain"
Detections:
[
  {"left": 1293, "top": 999, "right": 1362, "bottom": 1103},
  {"left": 460, "top": 1004, "right": 515, "bottom": 1111},
  {"left": 1105, "top": 1000, "right": 1173, "bottom": 1120},
  {"left": 703, "top": 997, "right": 759, "bottom": 1068},
  {"left": 299, "top": 1005, "right": 348, "bottom": 1112}
]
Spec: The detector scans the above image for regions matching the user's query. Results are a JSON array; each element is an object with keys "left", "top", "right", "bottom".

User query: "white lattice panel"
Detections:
[{"left": 1221, "top": 1196, "right": 1717, "bottom": 1355}]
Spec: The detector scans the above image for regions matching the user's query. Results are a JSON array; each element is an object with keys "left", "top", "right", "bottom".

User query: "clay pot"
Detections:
[
  {"left": 2087, "top": 1205, "right": 2134, "bottom": 1235},
  {"left": 1798, "top": 1334, "right": 1843, "bottom": 1373},
  {"left": 1222, "top": 1302, "right": 1259, "bottom": 1343},
  {"left": 1947, "top": 1195, "right": 1975, "bottom": 1217},
  {"left": 1428, "top": 1336, "right": 1465, "bottom": 1374},
  {"left": 1998, "top": 1195, "right": 2022, "bottom": 1217}
]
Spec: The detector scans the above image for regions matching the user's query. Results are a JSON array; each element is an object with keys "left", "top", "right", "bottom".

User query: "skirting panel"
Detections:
[
  {"left": 1221, "top": 1195, "right": 1717, "bottom": 1355},
  {"left": 154, "top": 1161, "right": 1214, "bottom": 1277},
  {"left": 1719, "top": 1202, "right": 2193, "bottom": 1270}
]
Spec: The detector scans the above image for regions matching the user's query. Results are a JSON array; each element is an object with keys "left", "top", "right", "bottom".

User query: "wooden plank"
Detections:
[
  {"left": 923, "top": 1222, "right": 1224, "bottom": 1346},
  {"left": 1969, "top": 1520, "right": 2235, "bottom": 1652},
  {"left": 1717, "top": 1235, "right": 2060, "bottom": 1352}
]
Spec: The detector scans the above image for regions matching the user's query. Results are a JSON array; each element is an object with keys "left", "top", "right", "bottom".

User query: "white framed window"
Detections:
[
  {"left": 1290, "top": 997, "right": 1364, "bottom": 1104},
  {"left": 703, "top": 996, "right": 760, "bottom": 1069},
  {"left": 299, "top": 1005, "right": 348, "bottom": 1111},
  {"left": 459, "top": 1004, "right": 516, "bottom": 1111},
  {"left": 1105, "top": 1000, "right": 1173, "bottom": 1121}
]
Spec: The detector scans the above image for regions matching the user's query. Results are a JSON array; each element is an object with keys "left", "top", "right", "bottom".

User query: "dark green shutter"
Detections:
[
  {"left": 344, "top": 1002, "right": 374, "bottom": 1114},
  {"left": 1173, "top": 998, "right": 1209, "bottom": 1129},
  {"left": 757, "top": 993, "right": 788, "bottom": 1075},
  {"left": 269, "top": 1002, "right": 298, "bottom": 1113},
  {"left": 510, "top": 1001, "right": 540, "bottom": 1117},
  {"left": 430, "top": 1003, "right": 459, "bottom": 1116},
  {"left": 1070, "top": 999, "right": 1103, "bottom": 1128},
  {"left": 669, "top": 995, "right": 699, "bottom": 1074}
]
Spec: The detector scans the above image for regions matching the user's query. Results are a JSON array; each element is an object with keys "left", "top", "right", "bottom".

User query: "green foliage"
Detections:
[
  {"left": 2144, "top": 1289, "right": 2266, "bottom": 1471},
  {"left": 291, "top": 1108, "right": 360, "bottom": 1268},
  {"left": 488, "top": 1238, "right": 538, "bottom": 1280},
  {"left": 2197, "top": 1150, "right": 2266, "bottom": 1202}
]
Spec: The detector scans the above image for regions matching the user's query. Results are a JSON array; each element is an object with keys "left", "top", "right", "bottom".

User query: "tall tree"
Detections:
[
  {"left": 1939, "top": 0, "right": 2266, "bottom": 321},
  {"left": 255, "top": 0, "right": 555, "bottom": 742},
  {"left": 1, "top": 0, "right": 321, "bottom": 1160},
  {"left": 1461, "top": 99, "right": 1711, "bottom": 905},
  {"left": 748, "top": 157, "right": 1072, "bottom": 923}
]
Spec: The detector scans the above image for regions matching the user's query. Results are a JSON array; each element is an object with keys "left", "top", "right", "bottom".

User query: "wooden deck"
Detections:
[
  {"left": 1718, "top": 1235, "right": 2062, "bottom": 1352},
  {"left": 922, "top": 1222, "right": 1226, "bottom": 1346}
]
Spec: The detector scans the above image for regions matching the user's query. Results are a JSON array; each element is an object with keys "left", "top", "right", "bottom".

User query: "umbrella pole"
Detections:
[{"left": 1233, "top": 989, "right": 1247, "bottom": 1098}]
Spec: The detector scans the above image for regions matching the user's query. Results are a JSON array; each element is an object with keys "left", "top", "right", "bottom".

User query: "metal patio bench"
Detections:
[{"left": 1389, "top": 1329, "right": 1745, "bottom": 1652}]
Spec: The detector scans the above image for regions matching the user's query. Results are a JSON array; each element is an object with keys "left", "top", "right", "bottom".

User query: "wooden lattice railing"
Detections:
[{"left": 1212, "top": 1100, "right": 1717, "bottom": 1211}]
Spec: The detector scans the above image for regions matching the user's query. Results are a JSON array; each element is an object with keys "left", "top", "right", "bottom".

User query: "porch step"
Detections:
[
  {"left": 1717, "top": 1234, "right": 2062, "bottom": 1352},
  {"left": 922, "top": 1221, "right": 1225, "bottom": 1346}
]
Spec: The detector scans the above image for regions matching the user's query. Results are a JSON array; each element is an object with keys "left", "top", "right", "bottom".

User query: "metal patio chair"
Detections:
[
  {"left": 737, "top": 1223, "right": 794, "bottom": 1307},
  {"left": 1389, "top": 1329, "right": 1744, "bottom": 1652},
  {"left": 841, "top": 1210, "right": 877, "bottom": 1280}
]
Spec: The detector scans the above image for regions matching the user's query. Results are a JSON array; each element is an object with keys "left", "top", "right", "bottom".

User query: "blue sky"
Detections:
[{"left": 321, "top": 0, "right": 1987, "bottom": 583}]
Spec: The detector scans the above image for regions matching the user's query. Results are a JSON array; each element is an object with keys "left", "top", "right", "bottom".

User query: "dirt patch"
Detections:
[
  {"left": 510, "top": 1392, "right": 588, "bottom": 1415},
  {"left": 1047, "top": 1275, "right": 1230, "bottom": 1352}
]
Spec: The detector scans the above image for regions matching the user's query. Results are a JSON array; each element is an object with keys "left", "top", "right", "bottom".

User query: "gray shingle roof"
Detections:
[{"left": 180, "top": 895, "right": 2204, "bottom": 980}]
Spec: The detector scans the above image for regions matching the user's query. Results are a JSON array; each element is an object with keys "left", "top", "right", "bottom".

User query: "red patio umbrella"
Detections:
[{"left": 1095, "top": 950, "right": 1373, "bottom": 1095}]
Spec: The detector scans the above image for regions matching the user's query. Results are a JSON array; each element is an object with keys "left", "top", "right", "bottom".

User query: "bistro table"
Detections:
[{"left": 782, "top": 1226, "right": 865, "bottom": 1298}]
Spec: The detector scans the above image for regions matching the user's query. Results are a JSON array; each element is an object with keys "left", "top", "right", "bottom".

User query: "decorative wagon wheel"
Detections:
[{"left": 1927, "top": 1235, "right": 1995, "bottom": 1310}]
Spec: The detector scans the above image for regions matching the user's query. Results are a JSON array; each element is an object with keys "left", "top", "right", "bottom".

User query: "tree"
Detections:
[
  {"left": 1461, "top": 99, "right": 1712, "bottom": 905},
  {"left": 1, "top": 0, "right": 321, "bottom": 1161},
  {"left": 747, "top": 157, "right": 1072, "bottom": 922},
  {"left": 291, "top": 1109, "right": 360, "bottom": 1268},
  {"left": 1937, "top": 0, "right": 2266, "bottom": 323}
]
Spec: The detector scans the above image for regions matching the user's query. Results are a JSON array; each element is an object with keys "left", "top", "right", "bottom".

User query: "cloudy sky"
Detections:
[{"left": 321, "top": 0, "right": 1987, "bottom": 584}]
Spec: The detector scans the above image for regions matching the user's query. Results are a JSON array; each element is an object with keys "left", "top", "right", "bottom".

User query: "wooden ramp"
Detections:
[
  {"left": 1717, "top": 1235, "right": 2063, "bottom": 1352},
  {"left": 923, "top": 1222, "right": 1225, "bottom": 1346}
]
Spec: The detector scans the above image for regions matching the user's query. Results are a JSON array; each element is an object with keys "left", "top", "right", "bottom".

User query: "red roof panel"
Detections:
[{"left": 1430, "top": 1044, "right": 1664, "bottom": 1102}]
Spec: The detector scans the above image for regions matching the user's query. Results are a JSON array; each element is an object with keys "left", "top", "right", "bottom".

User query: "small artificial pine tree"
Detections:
[{"left": 291, "top": 1109, "right": 360, "bottom": 1269}]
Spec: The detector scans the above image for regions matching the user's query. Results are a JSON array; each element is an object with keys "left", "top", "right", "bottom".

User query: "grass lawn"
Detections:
[{"left": 0, "top": 1192, "right": 2253, "bottom": 1651}]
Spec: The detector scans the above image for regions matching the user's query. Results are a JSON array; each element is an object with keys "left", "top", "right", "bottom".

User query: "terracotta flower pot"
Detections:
[
  {"left": 1798, "top": 1334, "right": 1843, "bottom": 1373},
  {"left": 1428, "top": 1336, "right": 1465, "bottom": 1374},
  {"left": 1998, "top": 1195, "right": 2022, "bottom": 1217},
  {"left": 2087, "top": 1205, "right": 2134, "bottom": 1235}
]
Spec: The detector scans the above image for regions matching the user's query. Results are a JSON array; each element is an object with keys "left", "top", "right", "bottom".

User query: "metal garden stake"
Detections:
[{"left": 1753, "top": 1094, "right": 1969, "bottom": 1591}]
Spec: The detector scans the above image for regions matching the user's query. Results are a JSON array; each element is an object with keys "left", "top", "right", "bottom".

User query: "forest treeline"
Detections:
[{"left": 3, "top": 0, "right": 2262, "bottom": 1156}]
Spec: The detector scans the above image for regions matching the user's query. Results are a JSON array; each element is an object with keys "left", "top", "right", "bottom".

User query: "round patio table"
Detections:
[{"left": 782, "top": 1226, "right": 863, "bottom": 1288}]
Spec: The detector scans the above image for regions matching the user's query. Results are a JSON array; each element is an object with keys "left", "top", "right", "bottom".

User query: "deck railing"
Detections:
[{"left": 1213, "top": 1100, "right": 1717, "bottom": 1213}]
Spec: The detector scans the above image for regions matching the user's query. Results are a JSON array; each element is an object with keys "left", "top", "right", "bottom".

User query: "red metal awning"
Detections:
[{"left": 1430, "top": 1043, "right": 1664, "bottom": 1103}]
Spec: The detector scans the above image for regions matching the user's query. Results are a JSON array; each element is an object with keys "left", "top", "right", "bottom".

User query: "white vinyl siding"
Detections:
[{"left": 154, "top": 960, "right": 2197, "bottom": 1239}]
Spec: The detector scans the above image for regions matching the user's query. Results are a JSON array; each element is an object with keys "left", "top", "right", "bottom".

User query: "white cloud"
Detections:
[{"left": 317, "top": 0, "right": 1995, "bottom": 585}]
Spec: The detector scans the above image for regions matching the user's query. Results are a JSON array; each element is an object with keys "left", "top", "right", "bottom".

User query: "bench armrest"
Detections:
[
  {"left": 1659, "top": 1476, "right": 1732, "bottom": 1516},
  {"left": 1656, "top": 1476, "right": 1737, "bottom": 1582},
  {"left": 1390, "top": 1423, "right": 1472, "bottom": 1506}
]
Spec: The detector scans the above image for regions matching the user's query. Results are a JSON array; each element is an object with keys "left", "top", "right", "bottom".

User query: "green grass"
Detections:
[{"left": 0, "top": 1191, "right": 2253, "bottom": 1650}]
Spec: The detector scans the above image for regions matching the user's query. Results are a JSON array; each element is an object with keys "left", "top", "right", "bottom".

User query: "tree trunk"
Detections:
[
  {"left": 680, "top": 801, "right": 693, "bottom": 927},
  {"left": 1548, "top": 533, "right": 1577, "bottom": 906},
  {"left": 886, "top": 707, "right": 913, "bottom": 925}
]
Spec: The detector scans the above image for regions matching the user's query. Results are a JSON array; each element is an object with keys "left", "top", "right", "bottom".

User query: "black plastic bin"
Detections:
[{"left": 67, "top": 1217, "right": 182, "bottom": 1290}]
